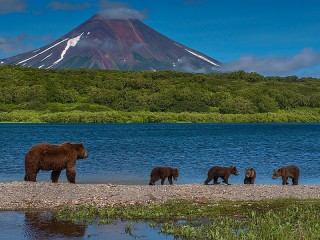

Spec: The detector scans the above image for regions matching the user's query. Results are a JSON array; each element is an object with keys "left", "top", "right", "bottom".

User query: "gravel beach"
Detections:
[{"left": 1, "top": 182, "right": 319, "bottom": 210}]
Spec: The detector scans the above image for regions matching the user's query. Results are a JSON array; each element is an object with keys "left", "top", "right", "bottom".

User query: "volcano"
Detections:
[{"left": 0, "top": 14, "right": 220, "bottom": 72}]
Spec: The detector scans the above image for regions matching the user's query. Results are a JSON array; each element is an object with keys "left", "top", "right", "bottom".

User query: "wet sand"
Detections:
[{"left": 1, "top": 182, "right": 319, "bottom": 210}]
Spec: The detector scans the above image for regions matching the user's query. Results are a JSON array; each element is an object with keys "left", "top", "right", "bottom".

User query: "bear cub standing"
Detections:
[
  {"left": 204, "top": 166, "right": 239, "bottom": 185},
  {"left": 149, "top": 167, "right": 179, "bottom": 185},
  {"left": 244, "top": 168, "right": 256, "bottom": 184},
  {"left": 24, "top": 142, "right": 88, "bottom": 183},
  {"left": 272, "top": 165, "right": 300, "bottom": 185}
]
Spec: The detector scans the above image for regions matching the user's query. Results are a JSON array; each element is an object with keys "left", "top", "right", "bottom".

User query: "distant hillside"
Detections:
[{"left": 0, "top": 66, "right": 320, "bottom": 123}]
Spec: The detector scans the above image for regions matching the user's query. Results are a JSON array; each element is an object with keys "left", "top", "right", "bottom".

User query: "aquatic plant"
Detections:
[{"left": 55, "top": 199, "right": 320, "bottom": 239}]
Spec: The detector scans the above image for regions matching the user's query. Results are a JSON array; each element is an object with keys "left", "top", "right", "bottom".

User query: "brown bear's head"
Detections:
[
  {"left": 230, "top": 166, "right": 239, "bottom": 176},
  {"left": 172, "top": 168, "right": 179, "bottom": 181},
  {"left": 245, "top": 168, "right": 255, "bottom": 178},
  {"left": 272, "top": 169, "right": 281, "bottom": 179},
  {"left": 75, "top": 143, "right": 89, "bottom": 159}
]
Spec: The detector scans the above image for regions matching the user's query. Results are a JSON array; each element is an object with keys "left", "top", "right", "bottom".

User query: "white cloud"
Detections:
[
  {"left": 222, "top": 48, "right": 320, "bottom": 76},
  {"left": 97, "top": 0, "right": 128, "bottom": 9},
  {"left": 0, "top": 35, "right": 29, "bottom": 55},
  {"left": 78, "top": 38, "right": 116, "bottom": 51},
  {"left": 98, "top": 8, "right": 145, "bottom": 20},
  {"left": 0, "top": 0, "right": 26, "bottom": 14},
  {"left": 46, "top": 0, "right": 146, "bottom": 19},
  {"left": 0, "top": 34, "right": 54, "bottom": 58},
  {"left": 97, "top": 0, "right": 146, "bottom": 20}
]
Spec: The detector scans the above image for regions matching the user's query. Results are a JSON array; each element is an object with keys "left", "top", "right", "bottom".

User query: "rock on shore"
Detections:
[{"left": 1, "top": 182, "right": 320, "bottom": 210}]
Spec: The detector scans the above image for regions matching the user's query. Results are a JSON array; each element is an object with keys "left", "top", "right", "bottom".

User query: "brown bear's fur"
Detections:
[
  {"left": 244, "top": 168, "right": 256, "bottom": 184},
  {"left": 204, "top": 166, "right": 239, "bottom": 185},
  {"left": 24, "top": 142, "right": 88, "bottom": 183},
  {"left": 149, "top": 167, "right": 179, "bottom": 185},
  {"left": 272, "top": 165, "right": 300, "bottom": 185}
]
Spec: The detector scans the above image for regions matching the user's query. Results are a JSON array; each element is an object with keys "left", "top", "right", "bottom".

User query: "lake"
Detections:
[{"left": 0, "top": 123, "right": 319, "bottom": 185}]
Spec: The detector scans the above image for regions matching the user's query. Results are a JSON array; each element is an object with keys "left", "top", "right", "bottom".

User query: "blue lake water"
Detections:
[{"left": 0, "top": 123, "right": 320, "bottom": 185}]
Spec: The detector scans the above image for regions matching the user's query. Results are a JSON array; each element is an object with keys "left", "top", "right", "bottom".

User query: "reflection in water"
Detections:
[
  {"left": 24, "top": 211, "right": 86, "bottom": 239},
  {"left": 0, "top": 211, "right": 174, "bottom": 240}
]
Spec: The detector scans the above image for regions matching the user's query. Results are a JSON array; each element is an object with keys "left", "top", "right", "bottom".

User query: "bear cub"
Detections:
[
  {"left": 149, "top": 167, "right": 179, "bottom": 185},
  {"left": 272, "top": 165, "right": 300, "bottom": 185},
  {"left": 244, "top": 168, "right": 256, "bottom": 184},
  {"left": 204, "top": 166, "right": 239, "bottom": 185}
]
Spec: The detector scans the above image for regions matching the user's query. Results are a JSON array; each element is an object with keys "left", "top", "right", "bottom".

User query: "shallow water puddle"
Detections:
[{"left": 0, "top": 211, "right": 174, "bottom": 240}]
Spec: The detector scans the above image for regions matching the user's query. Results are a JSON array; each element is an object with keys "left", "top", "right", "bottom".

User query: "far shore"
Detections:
[{"left": 0, "top": 182, "right": 319, "bottom": 211}]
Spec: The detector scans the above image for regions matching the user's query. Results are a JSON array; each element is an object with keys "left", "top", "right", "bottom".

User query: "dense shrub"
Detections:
[{"left": 1, "top": 66, "right": 320, "bottom": 117}]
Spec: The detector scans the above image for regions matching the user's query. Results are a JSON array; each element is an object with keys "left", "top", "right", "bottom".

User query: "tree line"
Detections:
[{"left": 0, "top": 65, "right": 320, "bottom": 115}]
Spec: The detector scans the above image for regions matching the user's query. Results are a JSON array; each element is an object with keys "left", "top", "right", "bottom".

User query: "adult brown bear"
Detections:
[
  {"left": 272, "top": 165, "right": 300, "bottom": 185},
  {"left": 204, "top": 166, "right": 239, "bottom": 185},
  {"left": 149, "top": 167, "right": 179, "bottom": 185},
  {"left": 24, "top": 142, "right": 88, "bottom": 183},
  {"left": 244, "top": 168, "right": 256, "bottom": 184}
]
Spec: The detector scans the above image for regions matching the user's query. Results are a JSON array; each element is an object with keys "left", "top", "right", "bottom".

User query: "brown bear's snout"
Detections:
[{"left": 79, "top": 151, "right": 89, "bottom": 159}]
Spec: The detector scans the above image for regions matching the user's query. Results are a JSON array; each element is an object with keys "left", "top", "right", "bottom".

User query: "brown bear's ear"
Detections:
[{"left": 251, "top": 168, "right": 254, "bottom": 170}]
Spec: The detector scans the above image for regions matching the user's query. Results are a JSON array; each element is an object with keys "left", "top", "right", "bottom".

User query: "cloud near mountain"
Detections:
[
  {"left": 222, "top": 48, "right": 320, "bottom": 76},
  {"left": 98, "top": 8, "right": 146, "bottom": 20}
]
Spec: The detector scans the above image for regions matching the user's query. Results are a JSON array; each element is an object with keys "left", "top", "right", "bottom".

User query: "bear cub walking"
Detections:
[
  {"left": 149, "top": 167, "right": 179, "bottom": 185},
  {"left": 204, "top": 166, "right": 239, "bottom": 185},
  {"left": 272, "top": 165, "right": 300, "bottom": 185}
]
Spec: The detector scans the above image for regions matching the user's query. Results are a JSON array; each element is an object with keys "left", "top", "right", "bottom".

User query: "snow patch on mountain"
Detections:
[
  {"left": 53, "top": 33, "right": 84, "bottom": 66},
  {"left": 184, "top": 49, "right": 220, "bottom": 67},
  {"left": 41, "top": 53, "right": 52, "bottom": 62},
  {"left": 17, "top": 38, "right": 69, "bottom": 65}
]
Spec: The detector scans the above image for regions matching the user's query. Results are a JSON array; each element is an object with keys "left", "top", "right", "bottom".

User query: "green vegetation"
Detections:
[
  {"left": 1, "top": 65, "right": 320, "bottom": 122},
  {"left": 55, "top": 199, "right": 320, "bottom": 239}
]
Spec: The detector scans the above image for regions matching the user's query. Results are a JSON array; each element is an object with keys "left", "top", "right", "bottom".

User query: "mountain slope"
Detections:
[{"left": 0, "top": 14, "right": 221, "bottom": 72}]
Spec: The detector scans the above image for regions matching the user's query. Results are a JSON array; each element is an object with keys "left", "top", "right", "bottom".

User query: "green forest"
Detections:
[{"left": 1, "top": 65, "right": 320, "bottom": 123}]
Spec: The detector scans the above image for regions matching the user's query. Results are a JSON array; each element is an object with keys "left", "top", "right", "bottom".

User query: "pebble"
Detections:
[{"left": 0, "top": 182, "right": 319, "bottom": 210}]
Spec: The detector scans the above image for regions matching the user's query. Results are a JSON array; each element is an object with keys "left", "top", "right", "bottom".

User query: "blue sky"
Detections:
[{"left": 0, "top": 0, "right": 320, "bottom": 77}]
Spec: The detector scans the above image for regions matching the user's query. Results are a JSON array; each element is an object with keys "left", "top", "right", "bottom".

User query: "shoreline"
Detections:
[
  {"left": 1, "top": 182, "right": 320, "bottom": 211},
  {"left": 1, "top": 109, "right": 320, "bottom": 124}
]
